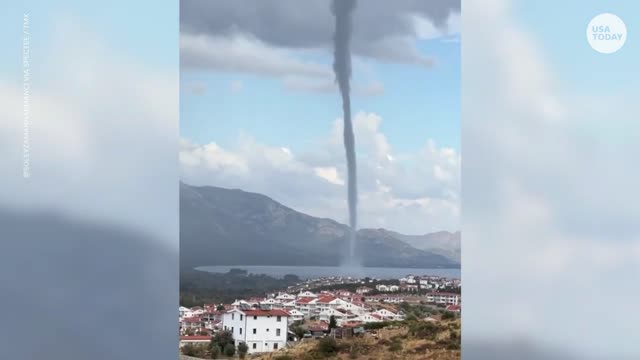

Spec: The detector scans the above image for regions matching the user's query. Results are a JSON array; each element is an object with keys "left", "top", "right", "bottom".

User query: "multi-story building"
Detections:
[
  {"left": 222, "top": 309, "right": 289, "bottom": 354},
  {"left": 425, "top": 292, "right": 460, "bottom": 305}
]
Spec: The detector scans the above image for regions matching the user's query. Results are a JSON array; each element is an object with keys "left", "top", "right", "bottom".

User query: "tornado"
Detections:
[{"left": 331, "top": 0, "right": 358, "bottom": 267}]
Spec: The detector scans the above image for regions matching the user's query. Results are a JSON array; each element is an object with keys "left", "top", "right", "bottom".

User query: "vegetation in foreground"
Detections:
[{"left": 256, "top": 318, "right": 461, "bottom": 360}]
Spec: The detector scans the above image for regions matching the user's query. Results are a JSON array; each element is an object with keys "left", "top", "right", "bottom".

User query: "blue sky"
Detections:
[
  {"left": 178, "top": 3, "right": 461, "bottom": 234},
  {"left": 180, "top": 36, "right": 459, "bottom": 154}
]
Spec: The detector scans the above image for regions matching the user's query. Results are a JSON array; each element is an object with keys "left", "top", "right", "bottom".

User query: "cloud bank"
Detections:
[{"left": 180, "top": 112, "right": 460, "bottom": 235}]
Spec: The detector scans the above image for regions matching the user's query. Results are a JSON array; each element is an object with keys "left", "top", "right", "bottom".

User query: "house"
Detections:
[
  {"left": 295, "top": 297, "right": 316, "bottom": 318},
  {"left": 276, "top": 293, "right": 296, "bottom": 301},
  {"left": 297, "top": 291, "right": 317, "bottom": 298},
  {"left": 287, "top": 309, "right": 305, "bottom": 323},
  {"left": 318, "top": 308, "right": 347, "bottom": 325},
  {"left": 179, "top": 306, "right": 193, "bottom": 318},
  {"left": 181, "top": 317, "right": 203, "bottom": 331},
  {"left": 222, "top": 309, "right": 289, "bottom": 354},
  {"left": 281, "top": 300, "right": 297, "bottom": 310},
  {"left": 358, "top": 313, "right": 383, "bottom": 323},
  {"left": 260, "top": 298, "right": 282, "bottom": 309},
  {"left": 372, "top": 309, "right": 402, "bottom": 321},
  {"left": 231, "top": 299, "right": 252, "bottom": 308},
  {"left": 446, "top": 305, "right": 461, "bottom": 313},
  {"left": 179, "top": 335, "right": 211, "bottom": 348},
  {"left": 425, "top": 292, "right": 460, "bottom": 305}
]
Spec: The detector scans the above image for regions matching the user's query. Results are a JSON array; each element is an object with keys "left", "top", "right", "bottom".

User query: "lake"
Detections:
[{"left": 195, "top": 265, "right": 460, "bottom": 280}]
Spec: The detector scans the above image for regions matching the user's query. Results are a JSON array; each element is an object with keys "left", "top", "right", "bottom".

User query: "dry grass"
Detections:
[{"left": 251, "top": 320, "right": 460, "bottom": 360}]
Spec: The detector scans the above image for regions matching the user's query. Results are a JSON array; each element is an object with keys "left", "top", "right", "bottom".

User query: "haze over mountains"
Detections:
[{"left": 180, "top": 183, "right": 460, "bottom": 269}]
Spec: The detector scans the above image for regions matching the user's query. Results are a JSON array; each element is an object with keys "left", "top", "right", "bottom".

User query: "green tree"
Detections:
[
  {"left": 329, "top": 315, "right": 337, "bottom": 331},
  {"left": 182, "top": 343, "right": 207, "bottom": 358},
  {"left": 212, "top": 330, "right": 234, "bottom": 349},
  {"left": 209, "top": 344, "right": 220, "bottom": 359},
  {"left": 290, "top": 322, "right": 306, "bottom": 339},
  {"left": 223, "top": 343, "right": 236, "bottom": 357},
  {"left": 237, "top": 342, "right": 248, "bottom": 359},
  {"left": 216, "top": 304, "right": 225, "bottom": 311}
]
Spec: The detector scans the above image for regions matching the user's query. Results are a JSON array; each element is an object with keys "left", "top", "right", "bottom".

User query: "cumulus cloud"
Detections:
[
  {"left": 462, "top": 0, "right": 640, "bottom": 358},
  {"left": 180, "top": 112, "right": 459, "bottom": 235}
]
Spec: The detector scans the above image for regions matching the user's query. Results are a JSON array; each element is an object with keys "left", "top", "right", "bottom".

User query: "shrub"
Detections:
[
  {"left": 413, "top": 343, "right": 430, "bottom": 353},
  {"left": 349, "top": 348, "right": 359, "bottom": 359},
  {"left": 181, "top": 343, "right": 207, "bottom": 358},
  {"left": 388, "top": 340, "right": 402, "bottom": 352},
  {"left": 316, "top": 337, "right": 339, "bottom": 356},
  {"left": 274, "top": 355, "right": 295, "bottom": 360},
  {"left": 223, "top": 343, "right": 236, "bottom": 357},
  {"left": 237, "top": 342, "right": 248, "bottom": 359},
  {"left": 442, "top": 312, "right": 455, "bottom": 320},
  {"left": 209, "top": 345, "right": 220, "bottom": 359}
]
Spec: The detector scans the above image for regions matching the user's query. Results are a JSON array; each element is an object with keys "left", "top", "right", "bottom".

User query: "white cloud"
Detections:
[
  {"left": 314, "top": 167, "right": 344, "bottom": 186},
  {"left": 180, "top": 112, "right": 460, "bottom": 235}
]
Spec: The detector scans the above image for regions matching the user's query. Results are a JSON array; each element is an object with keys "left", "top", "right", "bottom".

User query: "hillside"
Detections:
[
  {"left": 180, "top": 183, "right": 459, "bottom": 269},
  {"left": 255, "top": 319, "right": 461, "bottom": 360}
]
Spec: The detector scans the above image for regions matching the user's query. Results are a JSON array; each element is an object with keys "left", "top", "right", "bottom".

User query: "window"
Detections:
[
  {"left": 253, "top": 328, "right": 256, "bottom": 334},
  {"left": 266, "top": 328, "right": 269, "bottom": 332},
  {"left": 276, "top": 329, "right": 281, "bottom": 336},
  {"left": 232, "top": 314, "right": 234, "bottom": 320},
  {"left": 232, "top": 327, "right": 234, "bottom": 333},
  {"left": 252, "top": 343, "right": 256, "bottom": 349},
  {"left": 277, "top": 316, "right": 281, "bottom": 322},
  {"left": 274, "top": 343, "right": 278, "bottom": 350},
  {"left": 254, "top": 316, "right": 257, "bottom": 320},
  {"left": 240, "top": 328, "right": 242, "bottom": 335},
  {"left": 240, "top": 315, "right": 243, "bottom": 320}
]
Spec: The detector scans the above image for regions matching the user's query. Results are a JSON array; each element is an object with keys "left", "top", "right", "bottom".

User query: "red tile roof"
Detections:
[
  {"left": 241, "top": 309, "right": 290, "bottom": 317},
  {"left": 296, "top": 297, "right": 315, "bottom": 304},
  {"left": 182, "top": 317, "right": 202, "bottom": 324},
  {"left": 180, "top": 336, "right": 211, "bottom": 341},
  {"left": 316, "top": 296, "right": 337, "bottom": 304}
]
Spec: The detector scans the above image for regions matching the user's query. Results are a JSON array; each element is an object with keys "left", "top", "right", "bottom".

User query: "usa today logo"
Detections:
[{"left": 587, "top": 13, "right": 626, "bottom": 54}]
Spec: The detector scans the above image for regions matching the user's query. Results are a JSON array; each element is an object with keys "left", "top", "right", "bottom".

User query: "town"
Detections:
[{"left": 179, "top": 274, "right": 461, "bottom": 358}]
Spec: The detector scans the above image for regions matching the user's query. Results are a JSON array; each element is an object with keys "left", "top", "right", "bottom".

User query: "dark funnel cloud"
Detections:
[{"left": 331, "top": 0, "right": 358, "bottom": 264}]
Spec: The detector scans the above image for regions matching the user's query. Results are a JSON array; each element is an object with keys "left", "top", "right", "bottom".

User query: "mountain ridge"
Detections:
[{"left": 180, "top": 182, "right": 460, "bottom": 269}]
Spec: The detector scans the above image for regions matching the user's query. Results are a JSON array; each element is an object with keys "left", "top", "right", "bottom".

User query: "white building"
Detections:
[
  {"left": 179, "top": 336, "right": 211, "bottom": 348},
  {"left": 318, "top": 308, "right": 347, "bottom": 324},
  {"left": 276, "top": 293, "right": 296, "bottom": 301},
  {"left": 297, "top": 291, "right": 317, "bottom": 298},
  {"left": 287, "top": 309, "right": 305, "bottom": 323},
  {"left": 373, "top": 308, "right": 403, "bottom": 321},
  {"left": 425, "top": 292, "right": 460, "bottom": 305},
  {"left": 222, "top": 309, "right": 289, "bottom": 354}
]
